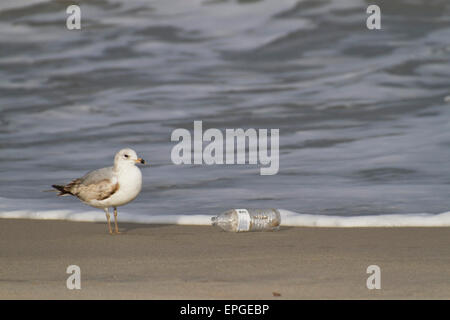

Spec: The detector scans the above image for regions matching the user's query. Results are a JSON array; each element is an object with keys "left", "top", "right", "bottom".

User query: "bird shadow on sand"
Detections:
[{"left": 93, "top": 222, "right": 172, "bottom": 234}]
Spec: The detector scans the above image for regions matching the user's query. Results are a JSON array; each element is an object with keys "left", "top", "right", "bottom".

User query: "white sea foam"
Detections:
[
  {"left": 0, "top": 208, "right": 212, "bottom": 225},
  {"left": 0, "top": 198, "right": 449, "bottom": 227},
  {"left": 279, "top": 210, "right": 450, "bottom": 227}
]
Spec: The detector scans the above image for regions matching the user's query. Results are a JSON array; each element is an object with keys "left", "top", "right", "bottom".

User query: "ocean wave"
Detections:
[
  {"left": 1, "top": 204, "right": 449, "bottom": 227},
  {"left": 279, "top": 210, "right": 450, "bottom": 227}
]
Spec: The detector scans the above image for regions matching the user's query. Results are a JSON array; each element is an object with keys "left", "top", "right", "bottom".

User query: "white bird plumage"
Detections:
[{"left": 52, "top": 148, "right": 145, "bottom": 234}]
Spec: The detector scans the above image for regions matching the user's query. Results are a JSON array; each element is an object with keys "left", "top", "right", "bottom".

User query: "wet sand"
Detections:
[{"left": 0, "top": 218, "right": 449, "bottom": 299}]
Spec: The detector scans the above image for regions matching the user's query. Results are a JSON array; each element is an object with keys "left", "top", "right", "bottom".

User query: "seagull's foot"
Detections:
[{"left": 113, "top": 230, "right": 122, "bottom": 235}]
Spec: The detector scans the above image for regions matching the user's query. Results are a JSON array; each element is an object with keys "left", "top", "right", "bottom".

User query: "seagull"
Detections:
[{"left": 52, "top": 148, "right": 145, "bottom": 234}]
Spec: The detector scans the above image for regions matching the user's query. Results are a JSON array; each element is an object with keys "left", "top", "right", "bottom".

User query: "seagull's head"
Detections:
[{"left": 114, "top": 148, "right": 145, "bottom": 169}]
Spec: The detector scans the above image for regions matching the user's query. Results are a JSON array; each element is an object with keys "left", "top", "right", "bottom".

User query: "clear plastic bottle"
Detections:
[{"left": 211, "top": 209, "right": 281, "bottom": 232}]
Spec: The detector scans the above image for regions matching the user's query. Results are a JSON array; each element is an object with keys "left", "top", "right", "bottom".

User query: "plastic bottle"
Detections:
[{"left": 211, "top": 209, "right": 281, "bottom": 232}]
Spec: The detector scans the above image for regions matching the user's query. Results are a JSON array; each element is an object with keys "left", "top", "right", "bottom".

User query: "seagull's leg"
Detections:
[
  {"left": 104, "top": 207, "right": 113, "bottom": 234},
  {"left": 113, "top": 207, "right": 121, "bottom": 234}
]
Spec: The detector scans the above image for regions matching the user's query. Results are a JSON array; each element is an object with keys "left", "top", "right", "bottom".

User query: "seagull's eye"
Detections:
[{"left": 124, "top": 154, "right": 129, "bottom": 158}]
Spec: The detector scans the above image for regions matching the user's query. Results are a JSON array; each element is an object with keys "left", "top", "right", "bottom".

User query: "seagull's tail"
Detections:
[{"left": 51, "top": 184, "right": 72, "bottom": 196}]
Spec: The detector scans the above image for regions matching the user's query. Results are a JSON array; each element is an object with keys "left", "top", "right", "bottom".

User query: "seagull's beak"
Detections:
[{"left": 136, "top": 158, "right": 146, "bottom": 164}]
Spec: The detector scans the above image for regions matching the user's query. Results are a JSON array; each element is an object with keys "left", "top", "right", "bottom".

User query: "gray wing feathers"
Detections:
[
  {"left": 59, "top": 166, "right": 119, "bottom": 201},
  {"left": 80, "top": 166, "right": 114, "bottom": 185}
]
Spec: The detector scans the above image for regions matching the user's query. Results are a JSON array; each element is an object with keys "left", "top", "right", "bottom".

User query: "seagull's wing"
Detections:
[
  {"left": 79, "top": 166, "right": 114, "bottom": 185},
  {"left": 59, "top": 166, "right": 119, "bottom": 201}
]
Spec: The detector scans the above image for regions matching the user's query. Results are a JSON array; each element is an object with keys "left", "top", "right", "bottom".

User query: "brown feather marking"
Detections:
[
  {"left": 54, "top": 178, "right": 119, "bottom": 202},
  {"left": 66, "top": 178, "right": 81, "bottom": 193},
  {"left": 97, "top": 182, "right": 119, "bottom": 200}
]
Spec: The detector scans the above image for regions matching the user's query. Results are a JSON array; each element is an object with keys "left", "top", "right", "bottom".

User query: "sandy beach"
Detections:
[{"left": 0, "top": 218, "right": 449, "bottom": 299}]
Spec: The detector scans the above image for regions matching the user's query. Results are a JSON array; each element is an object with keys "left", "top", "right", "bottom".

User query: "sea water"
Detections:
[{"left": 1, "top": 0, "right": 450, "bottom": 227}]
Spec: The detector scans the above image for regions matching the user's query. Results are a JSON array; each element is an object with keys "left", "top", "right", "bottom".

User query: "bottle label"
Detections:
[{"left": 236, "top": 209, "right": 251, "bottom": 232}]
